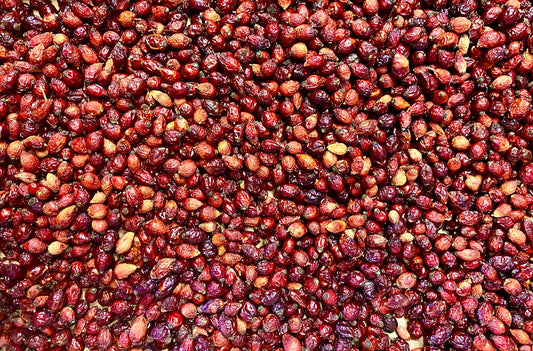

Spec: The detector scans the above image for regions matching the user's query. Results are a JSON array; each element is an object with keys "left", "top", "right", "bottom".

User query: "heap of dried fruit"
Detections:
[{"left": 1, "top": 0, "right": 533, "bottom": 350}]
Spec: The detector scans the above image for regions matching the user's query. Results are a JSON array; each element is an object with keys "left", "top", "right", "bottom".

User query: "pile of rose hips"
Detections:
[{"left": 1, "top": 0, "right": 533, "bottom": 350}]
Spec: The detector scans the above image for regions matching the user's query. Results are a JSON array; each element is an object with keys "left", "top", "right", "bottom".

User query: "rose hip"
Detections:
[{"left": 1, "top": 0, "right": 533, "bottom": 349}]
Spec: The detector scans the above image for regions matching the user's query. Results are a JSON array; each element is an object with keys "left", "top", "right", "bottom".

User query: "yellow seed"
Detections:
[
  {"left": 326, "top": 220, "right": 347, "bottom": 233},
  {"left": 116, "top": 232, "right": 134, "bottom": 254},
  {"left": 327, "top": 143, "right": 348, "bottom": 155},
  {"left": 48, "top": 241, "right": 67, "bottom": 255},
  {"left": 114, "top": 263, "right": 137, "bottom": 279},
  {"left": 392, "top": 169, "right": 407, "bottom": 186},
  {"left": 508, "top": 228, "right": 526, "bottom": 245},
  {"left": 451, "top": 136, "right": 470, "bottom": 150},
  {"left": 148, "top": 90, "right": 173, "bottom": 107}
]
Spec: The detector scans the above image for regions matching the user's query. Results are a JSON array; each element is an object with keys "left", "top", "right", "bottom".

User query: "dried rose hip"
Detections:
[{"left": 1, "top": 0, "right": 533, "bottom": 349}]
